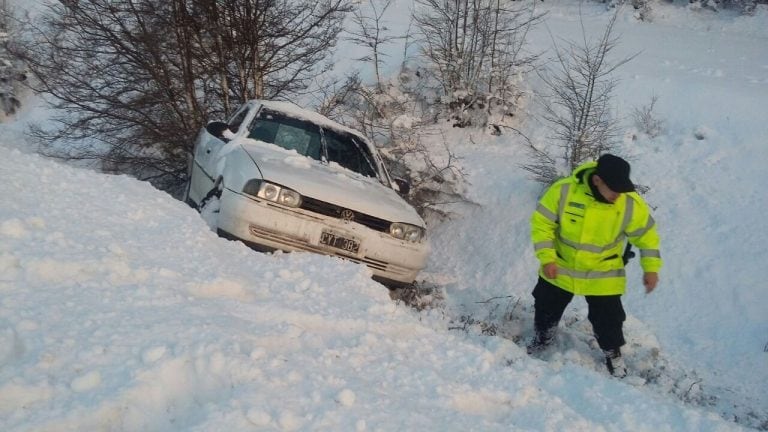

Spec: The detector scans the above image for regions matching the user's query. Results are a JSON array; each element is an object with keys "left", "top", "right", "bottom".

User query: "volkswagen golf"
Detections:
[{"left": 184, "top": 100, "right": 430, "bottom": 286}]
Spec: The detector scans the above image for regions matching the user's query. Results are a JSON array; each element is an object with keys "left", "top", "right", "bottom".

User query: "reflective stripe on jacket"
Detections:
[{"left": 531, "top": 161, "right": 662, "bottom": 296}]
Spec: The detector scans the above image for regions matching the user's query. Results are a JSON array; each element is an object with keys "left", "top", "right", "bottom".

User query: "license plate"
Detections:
[{"left": 319, "top": 230, "right": 360, "bottom": 254}]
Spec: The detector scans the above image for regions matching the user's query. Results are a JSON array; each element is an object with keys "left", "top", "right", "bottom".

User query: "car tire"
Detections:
[{"left": 199, "top": 180, "right": 223, "bottom": 231}]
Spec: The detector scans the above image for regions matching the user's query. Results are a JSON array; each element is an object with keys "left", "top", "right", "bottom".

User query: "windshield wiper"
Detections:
[
  {"left": 349, "top": 137, "right": 380, "bottom": 181},
  {"left": 318, "top": 126, "right": 329, "bottom": 163}
]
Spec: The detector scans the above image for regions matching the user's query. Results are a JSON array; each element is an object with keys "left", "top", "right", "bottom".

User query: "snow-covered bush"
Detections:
[
  {"left": 0, "top": 48, "right": 25, "bottom": 117},
  {"left": 318, "top": 68, "right": 468, "bottom": 220},
  {"left": 413, "top": 0, "right": 542, "bottom": 128},
  {"left": 689, "top": 0, "right": 765, "bottom": 14},
  {"left": 632, "top": 96, "right": 665, "bottom": 138},
  {"left": 0, "top": 6, "right": 26, "bottom": 118},
  {"left": 597, "top": 0, "right": 766, "bottom": 16}
]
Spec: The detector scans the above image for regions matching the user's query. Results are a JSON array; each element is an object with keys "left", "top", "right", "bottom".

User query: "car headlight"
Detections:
[
  {"left": 243, "top": 180, "right": 302, "bottom": 208},
  {"left": 389, "top": 222, "right": 425, "bottom": 243}
]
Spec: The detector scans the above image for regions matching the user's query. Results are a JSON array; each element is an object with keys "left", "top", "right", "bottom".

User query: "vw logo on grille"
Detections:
[{"left": 339, "top": 209, "right": 355, "bottom": 222}]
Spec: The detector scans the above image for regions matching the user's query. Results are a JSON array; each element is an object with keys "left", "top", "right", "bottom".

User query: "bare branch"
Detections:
[{"left": 529, "top": 7, "right": 636, "bottom": 180}]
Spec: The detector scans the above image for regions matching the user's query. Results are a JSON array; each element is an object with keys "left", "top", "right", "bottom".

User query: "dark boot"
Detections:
[
  {"left": 604, "top": 348, "right": 627, "bottom": 378},
  {"left": 526, "top": 326, "right": 556, "bottom": 355}
]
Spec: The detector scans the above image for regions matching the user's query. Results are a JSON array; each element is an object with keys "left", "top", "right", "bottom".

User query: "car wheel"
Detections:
[{"left": 199, "top": 181, "right": 222, "bottom": 231}]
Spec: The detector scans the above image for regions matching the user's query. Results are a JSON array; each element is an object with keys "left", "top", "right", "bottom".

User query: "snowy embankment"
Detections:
[
  {"left": 0, "top": 145, "right": 742, "bottom": 429},
  {"left": 1, "top": 1, "right": 767, "bottom": 430}
]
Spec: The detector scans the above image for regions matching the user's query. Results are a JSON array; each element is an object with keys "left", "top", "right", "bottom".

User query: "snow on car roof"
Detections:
[{"left": 255, "top": 100, "right": 370, "bottom": 145}]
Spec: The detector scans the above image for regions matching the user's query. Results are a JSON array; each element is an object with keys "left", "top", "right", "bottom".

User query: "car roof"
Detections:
[{"left": 251, "top": 100, "right": 372, "bottom": 148}]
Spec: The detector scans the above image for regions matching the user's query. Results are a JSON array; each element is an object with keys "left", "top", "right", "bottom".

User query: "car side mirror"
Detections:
[
  {"left": 393, "top": 178, "right": 411, "bottom": 195},
  {"left": 206, "top": 121, "right": 232, "bottom": 140}
]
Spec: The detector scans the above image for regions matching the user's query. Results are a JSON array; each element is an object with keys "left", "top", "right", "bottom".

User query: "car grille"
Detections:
[{"left": 300, "top": 196, "right": 391, "bottom": 232}]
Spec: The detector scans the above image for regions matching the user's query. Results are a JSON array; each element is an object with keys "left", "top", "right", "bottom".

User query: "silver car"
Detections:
[{"left": 185, "top": 100, "right": 430, "bottom": 286}]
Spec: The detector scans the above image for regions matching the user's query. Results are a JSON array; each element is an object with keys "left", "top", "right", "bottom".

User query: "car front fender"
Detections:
[{"left": 215, "top": 143, "right": 263, "bottom": 193}]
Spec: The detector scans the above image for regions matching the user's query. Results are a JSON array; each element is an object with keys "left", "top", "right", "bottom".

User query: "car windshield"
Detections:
[{"left": 248, "top": 110, "right": 380, "bottom": 179}]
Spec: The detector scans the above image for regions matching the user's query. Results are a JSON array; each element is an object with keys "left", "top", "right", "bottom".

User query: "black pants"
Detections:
[{"left": 532, "top": 277, "right": 626, "bottom": 351}]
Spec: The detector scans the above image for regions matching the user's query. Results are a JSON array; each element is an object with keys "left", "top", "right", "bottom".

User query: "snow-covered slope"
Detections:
[
  {"left": 0, "top": 140, "right": 743, "bottom": 431},
  {"left": 1, "top": 1, "right": 766, "bottom": 431},
  {"left": 426, "top": 2, "right": 768, "bottom": 429}
]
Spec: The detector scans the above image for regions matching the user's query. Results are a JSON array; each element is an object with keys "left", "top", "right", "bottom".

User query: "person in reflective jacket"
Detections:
[{"left": 528, "top": 154, "right": 662, "bottom": 378}]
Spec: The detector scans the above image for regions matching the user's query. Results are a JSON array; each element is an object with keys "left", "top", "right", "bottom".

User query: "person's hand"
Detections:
[
  {"left": 543, "top": 262, "right": 558, "bottom": 279},
  {"left": 643, "top": 272, "right": 659, "bottom": 294}
]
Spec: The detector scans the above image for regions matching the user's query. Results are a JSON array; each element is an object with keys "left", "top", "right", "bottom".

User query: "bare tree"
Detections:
[
  {"left": 526, "top": 9, "right": 636, "bottom": 182},
  {"left": 11, "top": 0, "right": 351, "bottom": 193},
  {"left": 189, "top": 0, "right": 352, "bottom": 115},
  {"left": 413, "top": 0, "right": 542, "bottom": 127},
  {"left": 345, "top": 0, "right": 402, "bottom": 92},
  {"left": 0, "top": 0, "right": 26, "bottom": 117}
]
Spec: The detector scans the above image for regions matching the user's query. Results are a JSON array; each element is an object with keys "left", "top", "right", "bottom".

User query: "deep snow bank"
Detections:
[{"left": 0, "top": 140, "right": 744, "bottom": 430}]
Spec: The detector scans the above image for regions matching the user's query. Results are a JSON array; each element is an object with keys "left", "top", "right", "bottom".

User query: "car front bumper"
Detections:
[{"left": 216, "top": 189, "right": 430, "bottom": 285}]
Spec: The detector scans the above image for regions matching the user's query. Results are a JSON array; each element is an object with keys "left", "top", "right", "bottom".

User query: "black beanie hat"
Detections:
[{"left": 596, "top": 154, "right": 635, "bottom": 193}]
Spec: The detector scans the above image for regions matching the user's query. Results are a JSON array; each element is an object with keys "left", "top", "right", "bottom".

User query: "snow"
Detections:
[
  {"left": 259, "top": 100, "right": 371, "bottom": 143},
  {"left": 1, "top": 1, "right": 767, "bottom": 431}
]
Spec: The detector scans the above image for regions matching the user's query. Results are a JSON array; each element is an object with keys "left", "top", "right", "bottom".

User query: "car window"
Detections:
[
  {"left": 248, "top": 111, "right": 323, "bottom": 160},
  {"left": 323, "top": 129, "right": 377, "bottom": 178},
  {"left": 228, "top": 107, "right": 250, "bottom": 133}
]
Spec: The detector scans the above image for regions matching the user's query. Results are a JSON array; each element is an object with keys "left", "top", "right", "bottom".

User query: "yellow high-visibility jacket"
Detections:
[{"left": 531, "top": 161, "right": 662, "bottom": 296}]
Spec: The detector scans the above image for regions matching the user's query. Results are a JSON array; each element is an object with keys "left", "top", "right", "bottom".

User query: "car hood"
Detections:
[{"left": 239, "top": 140, "right": 425, "bottom": 227}]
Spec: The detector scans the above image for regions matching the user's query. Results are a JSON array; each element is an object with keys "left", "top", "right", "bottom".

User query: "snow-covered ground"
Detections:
[
  {"left": 1, "top": 1, "right": 767, "bottom": 431},
  {"left": 428, "top": 1, "right": 768, "bottom": 426}
]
